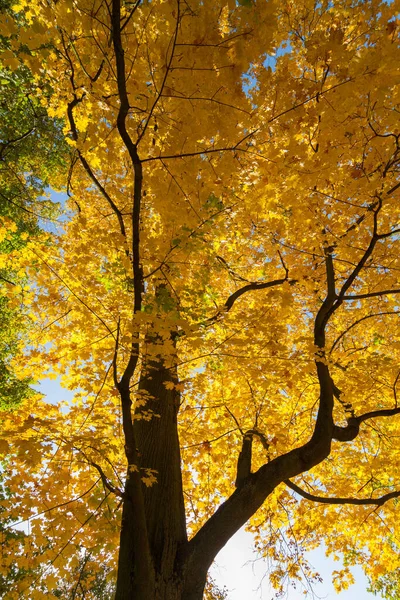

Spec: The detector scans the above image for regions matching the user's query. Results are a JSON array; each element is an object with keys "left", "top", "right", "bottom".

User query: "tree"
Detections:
[
  {"left": 1, "top": 0, "right": 400, "bottom": 598},
  {"left": 0, "top": 0, "right": 67, "bottom": 408}
]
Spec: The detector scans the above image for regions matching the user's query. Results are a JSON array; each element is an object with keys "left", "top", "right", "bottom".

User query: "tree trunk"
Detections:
[
  {"left": 115, "top": 472, "right": 156, "bottom": 599},
  {"left": 115, "top": 334, "right": 189, "bottom": 599},
  {"left": 136, "top": 352, "right": 188, "bottom": 579},
  {"left": 114, "top": 320, "right": 336, "bottom": 598}
]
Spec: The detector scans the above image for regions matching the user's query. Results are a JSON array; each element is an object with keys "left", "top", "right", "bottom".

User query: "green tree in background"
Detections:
[{"left": 0, "top": 0, "right": 68, "bottom": 408}]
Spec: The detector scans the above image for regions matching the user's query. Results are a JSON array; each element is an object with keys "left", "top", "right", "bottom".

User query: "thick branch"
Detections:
[
  {"left": 181, "top": 180, "right": 394, "bottom": 600},
  {"left": 235, "top": 432, "right": 253, "bottom": 488},
  {"left": 224, "top": 278, "right": 292, "bottom": 312},
  {"left": 313, "top": 201, "right": 384, "bottom": 350},
  {"left": 325, "top": 246, "right": 336, "bottom": 300},
  {"left": 337, "top": 199, "right": 382, "bottom": 300},
  {"left": 314, "top": 248, "right": 339, "bottom": 348},
  {"left": 285, "top": 479, "right": 400, "bottom": 506},
  {"left": 110, "top": 0, "right": 142, "bottom": 466},
  {"left": 333, "top": 406, "right": 400, "bottom": 441},
  {"left": 182, "top": 420, "right": 334, "bottom": 598}
]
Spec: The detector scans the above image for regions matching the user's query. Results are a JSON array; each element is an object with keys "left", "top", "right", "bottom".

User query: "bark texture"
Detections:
[
  {"left": 115, "top": 339, "right": 188, "bottom": 599},
  {"left": 135, "top": 355, "right": 187, "bottom": 591}
]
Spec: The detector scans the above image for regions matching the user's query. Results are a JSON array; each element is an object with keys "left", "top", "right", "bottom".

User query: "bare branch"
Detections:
[
  {"left": 285, "top": 479, "right": 400, "bottom": 506},
  {"left": 343, "top": 288, "right": 400, "bottom": 300},
  {"left": 141, "top": 129, "right": 258, "bottom": 163}
]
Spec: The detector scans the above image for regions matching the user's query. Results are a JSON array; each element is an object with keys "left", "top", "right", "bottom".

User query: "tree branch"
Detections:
[
  {"left": 112, "top": 0, "right": 143, "bottom": 316},
  {"left": 343, "top": 288, "right": 400, "bottom": 300},
  {"left": 90, "top": 461, "right": 125, "bottom": 498},
  {"left": 111, "top": 5, "right": 154, "bottom": 597},
  {"left": 285, "top": 479, "right": 400, "bottom": 506},
  {"left": 4, "top": 480, "right": 100, "bottom": 532},
  {"left": 209, "top": 276, "right": 295, "bottom": 323},
  {"left": 235, "top": 432, "right": 253, "bottom": 488},
  {"left": 268, "top": 78, "right": 354, "bottom": 124},
  {"left": 136, "top": 0, "right": 180, "bottom": 145},
  {"left": 141, "top": 129, "right": 258, "bottom": 163},
  {"left": 224, "top": 278, "right": 292, "bottom": 312},
  {"left": 330, "top": 311, "right": 399, "bottom": 353},
  {"left": 64, "top": 54, "right": 130, "bottom": 254},
  {"left": 162, "top": 93, "right": 251, "bottom": 114},
  {"left": 333, "top": 406, "right": 400, "bottom": 441},
  {"left": 337, "top": 198, "right": 382, "bottom": 300},
  {"left": 0, "top": 127, "right": 35, "bottom": 159}
]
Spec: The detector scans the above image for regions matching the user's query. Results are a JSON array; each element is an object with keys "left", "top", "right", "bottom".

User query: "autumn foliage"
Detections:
[{"left": 1, "top": 0, "right": 400, "bottom": 598}]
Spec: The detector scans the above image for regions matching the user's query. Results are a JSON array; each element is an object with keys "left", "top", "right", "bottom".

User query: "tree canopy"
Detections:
[
  {"left": 0, "top": 0, "right": 67, "bottom": 409},
  {"left": 1, "top": 0, "right": 400, "bottom": 598}
]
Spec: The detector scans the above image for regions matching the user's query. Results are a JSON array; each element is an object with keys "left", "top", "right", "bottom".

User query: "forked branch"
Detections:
[
  {"left": 235, "top": 428, "right": 270, "bottom": 487},
  {"left": 333, "top": 406, "right": 400, "bottom": 441}
]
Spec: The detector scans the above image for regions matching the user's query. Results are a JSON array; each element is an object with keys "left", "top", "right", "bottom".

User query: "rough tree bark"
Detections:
[{"left": 115, "top": 351, "right": 187, "bottom": 599}]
